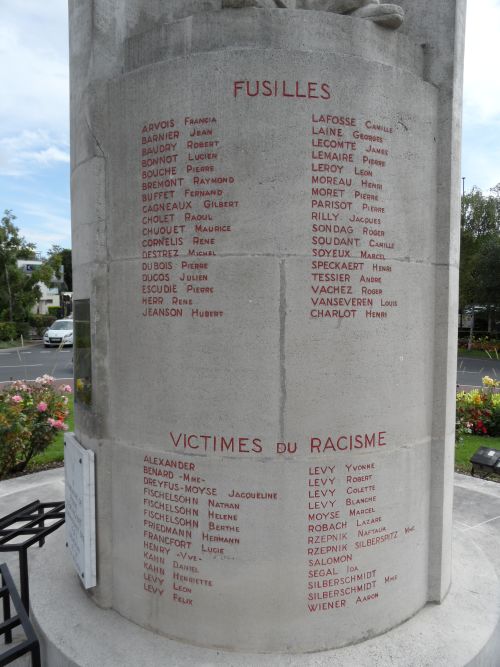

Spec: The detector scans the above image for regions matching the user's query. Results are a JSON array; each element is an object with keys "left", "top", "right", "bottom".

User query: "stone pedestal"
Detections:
[
  {"left": 29, "top": 527, "right": 500, "bottom": 666},
  {"left": 69, "top": 0, "right": 465, "bottom": 653}
]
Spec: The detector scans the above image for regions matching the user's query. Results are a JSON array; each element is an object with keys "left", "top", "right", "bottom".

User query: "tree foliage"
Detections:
[
  {"left": 0, "top": 210, "right": 37, "bottom": 322},
  {"left": 461, "top": 187, "right": 499, "bottom": 238},
  {"left": 473, "top": 235, "right": 500, "bottom": 309},
  {"left": 459, "top": 186, "right": 500, "bottom": 332},
  {"left": 48, "top": 245, "right": 72, "bottom": 291},
  {"left": 0, "top": 210, "right": 63, "bottom": 323}
]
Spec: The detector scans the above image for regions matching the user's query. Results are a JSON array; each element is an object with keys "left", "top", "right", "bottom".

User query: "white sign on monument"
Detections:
[{"left": 64, "top": 432, "right": 97, "bottom": 589}]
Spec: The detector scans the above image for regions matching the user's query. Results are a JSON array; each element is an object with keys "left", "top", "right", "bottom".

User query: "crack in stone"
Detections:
[
  {"left": 279, "top": 258, "right": 287, "bottom": 442},
  {"left": 85, "top": 119, "right": 106, "bottom": 158}
]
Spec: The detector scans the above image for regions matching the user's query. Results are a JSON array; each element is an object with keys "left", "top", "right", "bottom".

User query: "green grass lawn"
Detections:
[
  {"left": 455, "top": 434, "right": 500, "bottom": 475},
  {"left": 28, "top": 396, "right": 74, "bottom": 470},
  {"left": 0, "top": 339, "right": 29, "bottom": 349},
  {"left": 458, "top": 349, "right": 500, "bottom": 360}
]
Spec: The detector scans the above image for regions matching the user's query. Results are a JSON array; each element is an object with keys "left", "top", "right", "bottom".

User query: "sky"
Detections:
[{"left": 0, "top": 0, "right": 499, "bottom": 256}]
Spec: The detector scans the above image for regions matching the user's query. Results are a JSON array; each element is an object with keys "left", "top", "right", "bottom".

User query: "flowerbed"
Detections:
[
  {"left": 0, "top": 375, "right": 71, "bottom": 479},
  {"left": 457, "top": 337, "right": 499, "bottom": 354},
  {"left": 456, "top": 376, "right": 500, "bottom": 441}
]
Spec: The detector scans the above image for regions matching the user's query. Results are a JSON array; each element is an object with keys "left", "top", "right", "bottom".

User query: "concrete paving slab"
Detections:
[
  {"left": 453, "top": 474, "right": 500, "bottom": 583},
  {"left": 0, "top": 467, "right": 65, "bottom": 580},
  {"left": 0, "top": 468, "right": 65, "bottom": 514},
  {"left": 0, "top": 468, "right": 64, "bottom": 666}
]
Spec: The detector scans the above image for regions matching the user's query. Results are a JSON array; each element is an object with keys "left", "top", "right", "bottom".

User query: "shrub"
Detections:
[
  {"left": 458, "top": 336, "right": 499, "bottom": 353},
  {"left": 48, "top": 306, "right": 61, "bottom": 318},
  {"left": 0, "top": 322, "right": 17, "bottom": 341},
  {"left": 29, "top": 314, "right": 56, "bottom": 336},
  {"left": 456, "top": 376, "right": 500, "bottom": 442},
  {"left": 0, "top": 376, "right": 72, "bottom": 479},
  {"left": 14, "top": 322, "right": 31, "bottom": 340}
]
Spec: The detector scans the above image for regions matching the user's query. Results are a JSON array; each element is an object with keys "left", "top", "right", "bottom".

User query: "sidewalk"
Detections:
[
  {"left": 0, "top": 468, "right": 65, "bottom": 577},
  {"left": 0, "top": 468, "right": 65, "bottom": 513},
  {"left": 453, "top": 473, "right": 500, "bottom": 580},
  {"left": 0, "top": 468, "right": 65, "bottom": 666}
]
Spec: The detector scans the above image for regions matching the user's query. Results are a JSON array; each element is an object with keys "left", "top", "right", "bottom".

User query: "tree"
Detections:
[
  {"left": 0, "top": 211, "right": 37, "bottom": 322},
  {"left": 459, "top": 186, "right": 500, "bottom": 335},
  {"left": 0, "top": 210, "right": 61, "bottom": 323},
  {"left": 459, "top": 187, "right": 498, "bottom": 307},
  {"left": 47, "top": 245, "right": 72, "bottom": 291},
  {"left": 461, "top": 186, "right": 499, "bottom": 238},
  {"left": 472, "top": 236, "right": 500, "bottom": 332}
]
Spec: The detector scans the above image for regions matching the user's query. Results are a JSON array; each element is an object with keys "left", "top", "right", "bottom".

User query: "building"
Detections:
[{"left": 16, "top": 260, "right": 65, "bottom": 315}]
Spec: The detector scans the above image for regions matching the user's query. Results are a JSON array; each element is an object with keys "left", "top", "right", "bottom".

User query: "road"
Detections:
[
  {"left": 457, "top": 355, "right": 500, "bottom": 389},
  {"left": 0, "top": 343, "right": 73, "bottom": 384},
  {"left": 0, "top": 344, "right": 497, "bottom": 388}
]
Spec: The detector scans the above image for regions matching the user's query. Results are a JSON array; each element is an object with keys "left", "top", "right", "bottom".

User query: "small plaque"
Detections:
[
  {"left": 73, "top": 299, "right": 92, "bottom": 406},
  {"left": 64, "top": 433, "right": 96, "bottom": 588}
]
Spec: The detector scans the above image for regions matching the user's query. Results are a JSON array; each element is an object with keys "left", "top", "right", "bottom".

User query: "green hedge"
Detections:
[
  {"left": 0, "top": 322, "right": 17, "bottom": 341},
  {"left": 48, "top": 306, "right": 62, "bottom": 318},
  {"left": 14, "top": 322, "right": 30, "bottom": 339},
  {"left": 29, "top": 314, "right": 56, "bottom": 335}
]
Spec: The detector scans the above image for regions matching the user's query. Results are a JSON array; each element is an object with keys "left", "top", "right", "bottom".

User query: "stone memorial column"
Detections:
[{"left": 69, "top": 0, "right": 465, "bottom": 652}]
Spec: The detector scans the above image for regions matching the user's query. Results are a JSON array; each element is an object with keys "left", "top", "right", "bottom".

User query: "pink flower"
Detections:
[
  {"left": 11, "top": 395, "right": 23, "bottom": 404},
  {"left": 61, "top": 385, "right": 72, "bottom": 394},
  {"left": 36, "top": 374, "right": 54, "bottom": 386},
  {"left": 37, "top": 402, "right": 48, "bottom": 412},
  {"left": 12, "top": 381, "right": 28, "bottom": 391},
  {"left": 48, "top": 418, "right": 67, "bottom": 431}
]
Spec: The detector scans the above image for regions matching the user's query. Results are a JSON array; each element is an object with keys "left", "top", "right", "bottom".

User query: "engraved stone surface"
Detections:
[{"left": 68, "top": 0, "right": 465, "bottom": 654}]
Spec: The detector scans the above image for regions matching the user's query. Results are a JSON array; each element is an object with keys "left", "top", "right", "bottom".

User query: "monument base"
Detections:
[{"left": 30, "top": 530, "right": 499, "bottom": 666}]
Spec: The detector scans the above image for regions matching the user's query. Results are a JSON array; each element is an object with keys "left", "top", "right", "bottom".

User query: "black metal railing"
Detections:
[
  {"left": 0, "top": 563, "right": 41, "bottom": 667},
  {"left": 0, "top": 500, "right": 65, "bottom": 610}
]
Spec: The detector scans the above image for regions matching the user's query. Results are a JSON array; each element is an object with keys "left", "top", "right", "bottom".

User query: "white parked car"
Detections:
[{"left": 43, "top": 319, "right": 73, "bottom": 347}]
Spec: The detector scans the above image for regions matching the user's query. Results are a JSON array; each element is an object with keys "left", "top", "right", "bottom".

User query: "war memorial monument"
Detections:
[{"left": 26, "top": 0, "right": 500, "bottom": 664}]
